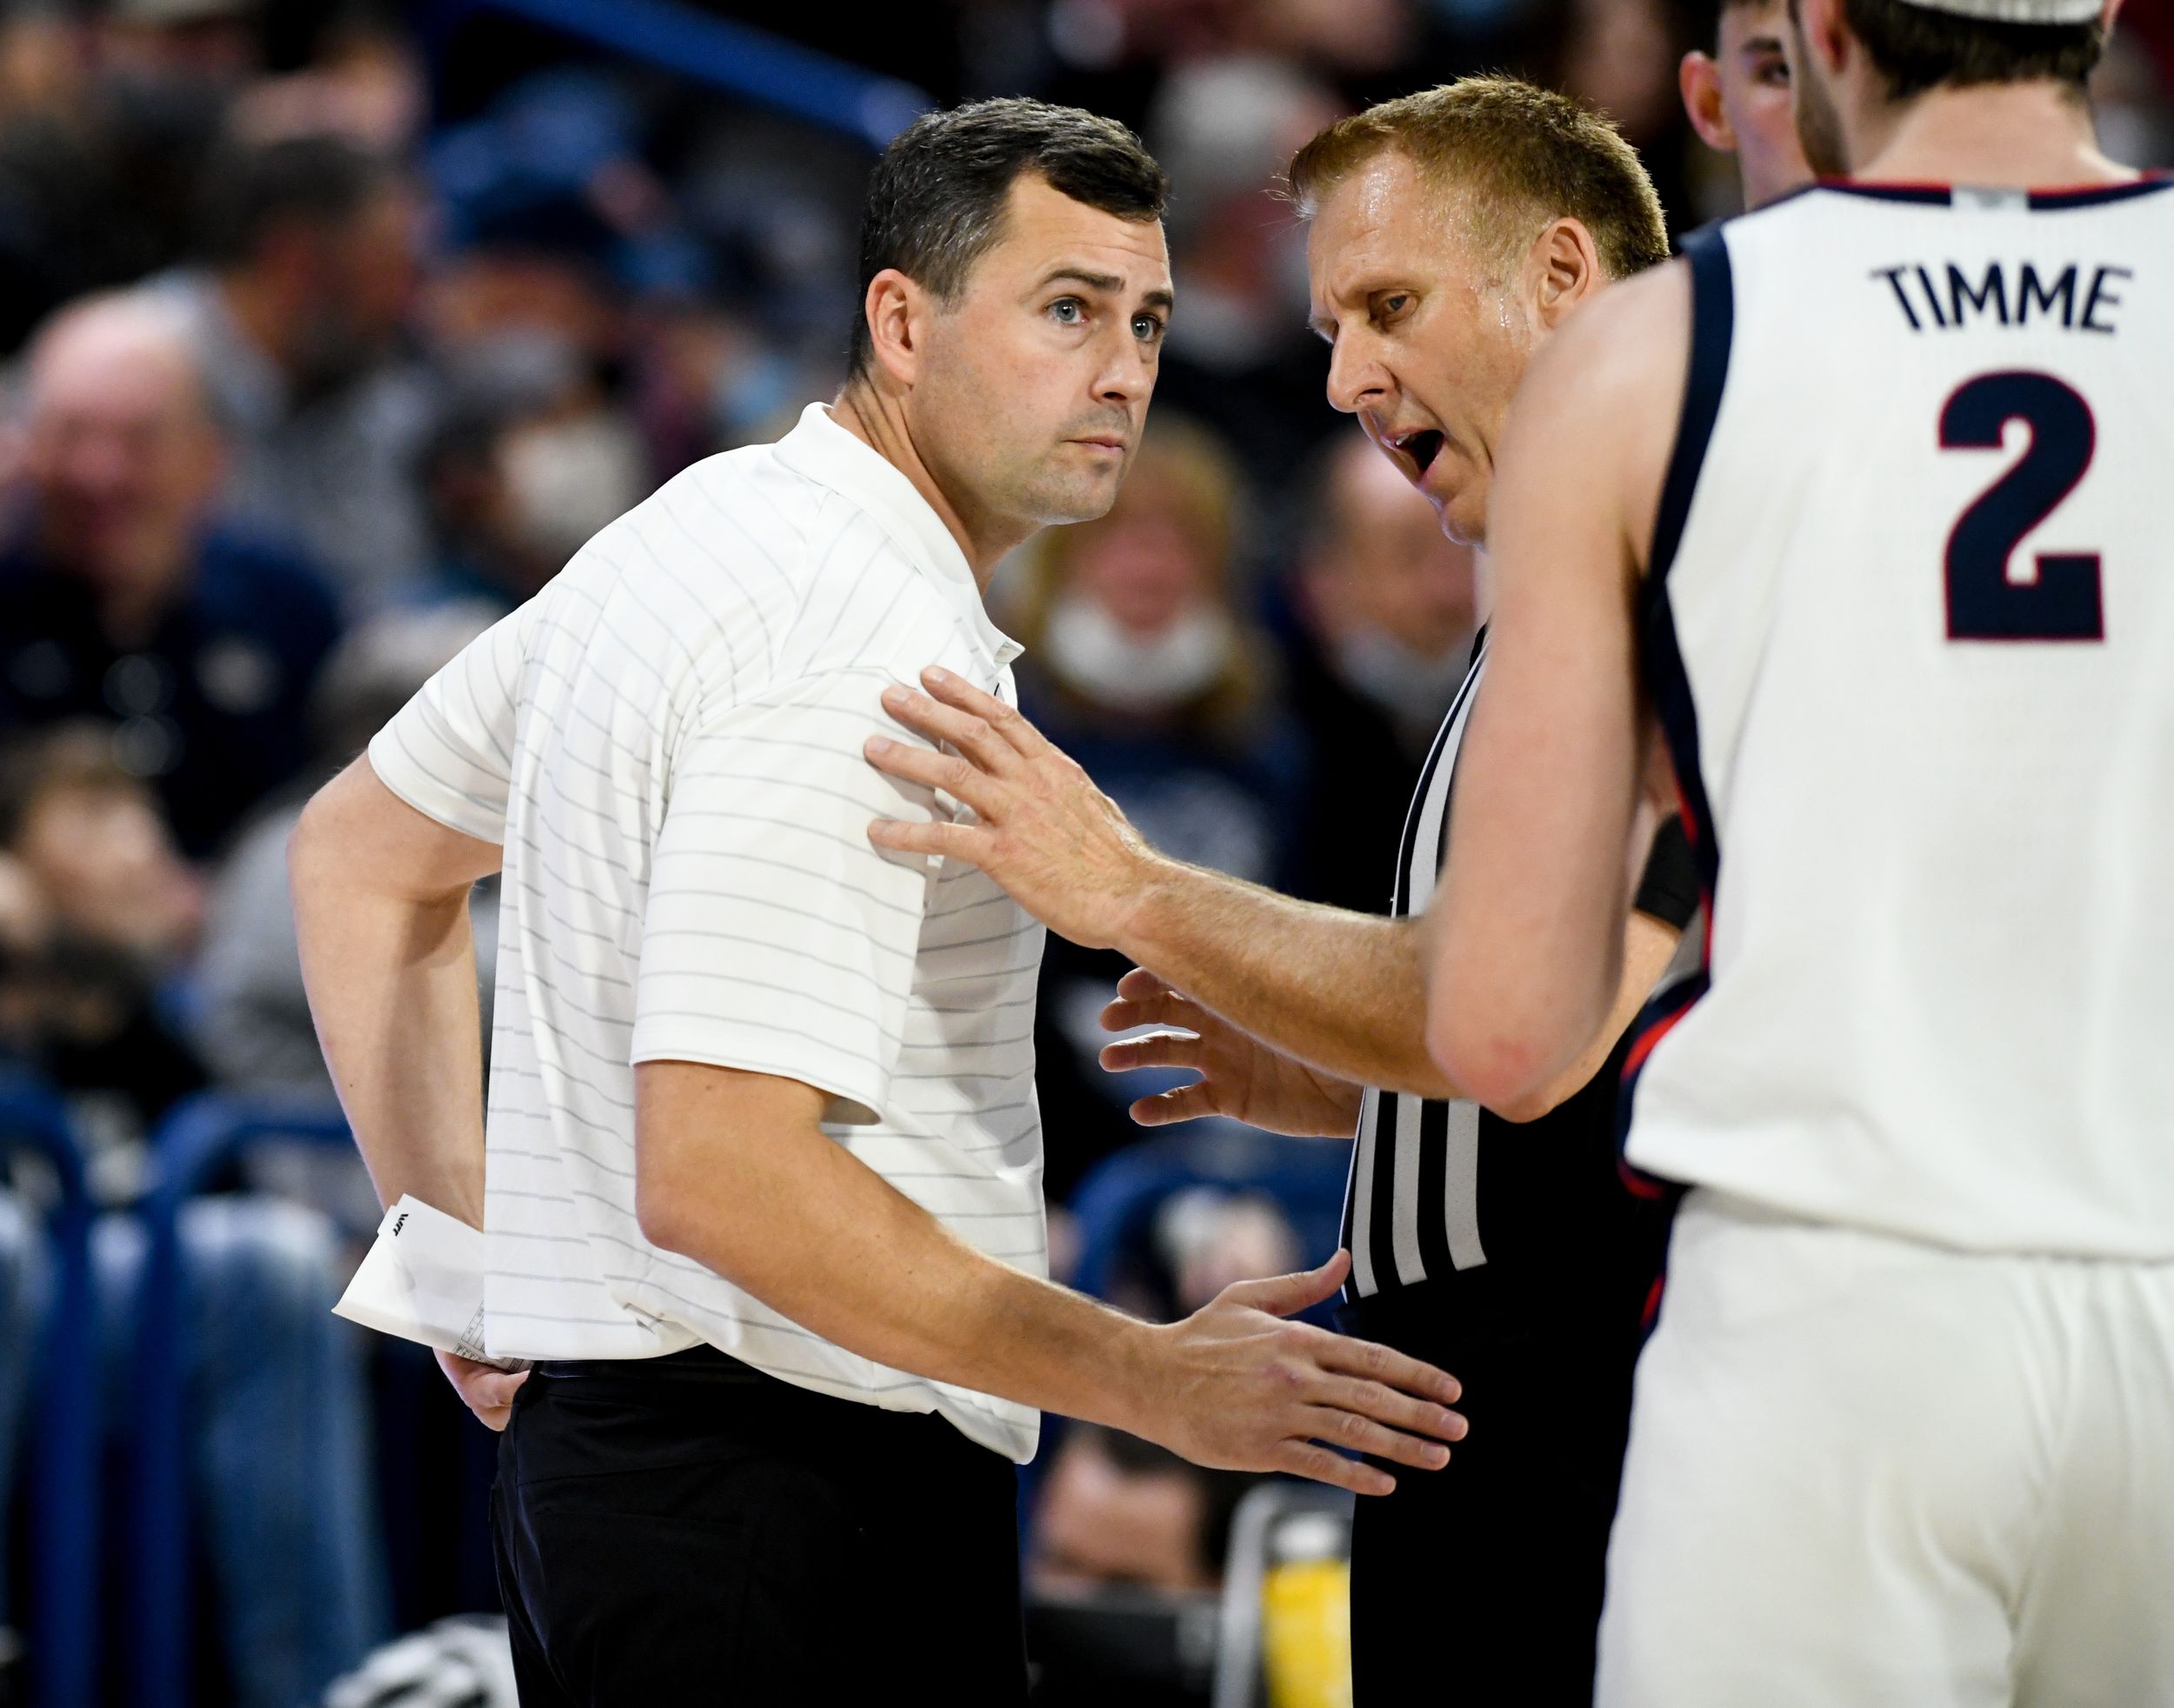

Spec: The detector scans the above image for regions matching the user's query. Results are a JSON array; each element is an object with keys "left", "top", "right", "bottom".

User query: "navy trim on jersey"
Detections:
[
  {"left": 1811, "top": 174, "right": 2173, "bottom": 211},
  {"left": 1644, "top": 224, "right": 1730, "bottom": 898},
  {"left": 1620, "top": 224, "right": 1736, "bottom": 1200},
  {"left": 1818, "top": 180, "right": 1954, "bottom": 205},
  {"left": 2029, "top": 176, "right": 2174, "bottom": 209}
]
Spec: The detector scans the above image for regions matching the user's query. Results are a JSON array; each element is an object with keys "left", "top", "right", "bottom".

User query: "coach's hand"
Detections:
[
  {"left": 1100, "top": 968, "right": 1363, "bottom": 1138},
  {"left": 865, "top": 668, "right": 1159, "bottom": 952},
  {"left": 436, "top": 1349, "right": 529, "bottom": 1432},
  {"left": 1136, "top": 1250, "right": 1465, "bottom": 1497}
]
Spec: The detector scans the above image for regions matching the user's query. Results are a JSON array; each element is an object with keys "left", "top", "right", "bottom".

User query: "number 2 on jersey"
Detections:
[{"left": 1938, "top": 370, "right": 2103, "bottom": 643}]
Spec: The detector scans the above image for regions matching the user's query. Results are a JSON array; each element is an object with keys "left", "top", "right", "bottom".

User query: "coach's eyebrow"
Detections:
[{"left": 1035, "top": 267, "right": 1174, "bottom": 311}]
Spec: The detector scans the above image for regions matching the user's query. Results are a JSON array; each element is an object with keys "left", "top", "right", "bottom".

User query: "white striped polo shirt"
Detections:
[{"left": 368, "top": 401, "right": 1047, "bottom": 1461}]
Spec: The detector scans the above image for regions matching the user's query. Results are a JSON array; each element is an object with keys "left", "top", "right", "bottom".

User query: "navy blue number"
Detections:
[{"left": 1939, "top": 371, "right": 2103, "bottom": 642}]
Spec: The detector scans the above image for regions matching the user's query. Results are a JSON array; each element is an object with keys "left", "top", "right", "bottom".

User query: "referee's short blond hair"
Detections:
[{"left": 1284, "top": 77, "right": 1671, "bottom": 284}]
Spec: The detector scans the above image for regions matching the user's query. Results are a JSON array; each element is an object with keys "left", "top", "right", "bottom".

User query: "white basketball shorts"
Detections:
[{"left": 1597, "top": 1190, "right": 2174, "bottom": 1708}]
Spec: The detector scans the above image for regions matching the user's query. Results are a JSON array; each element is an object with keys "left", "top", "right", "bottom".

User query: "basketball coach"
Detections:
[{"left": 288, "top": 100, "right": 1465, "bottom": 1705}]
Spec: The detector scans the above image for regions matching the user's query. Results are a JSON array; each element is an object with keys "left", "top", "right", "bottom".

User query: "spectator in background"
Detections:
[
  {"left": 1142, "top": 56, "right": 1344, "bottom": 497},
  {"left": 398, "top": 394, "right": 564, "bottom": 614},
  {"left": 0, "top": 725, "right": 206, "bottom": 1157},
  {"left": 1032, "top": 1424, "right": 1256, "bottom": 1593},
  {"left": 1284, "top": 432, "right": 1477, "bottom": 911},
  {"left": 0, "top": 0, "right": 261, "bottom": 351},
  {"left": 0, "top": 728, "right": 390, "bottom": 1708},
  {"left": 148, "top": 130, "right": 433, "bottom": 609},
  {"left": 1002, "top": 415, "right": 1309, "bottom": 1196},
  {"left": 0, "top": 291, "right": 341, "bottom": 858}
]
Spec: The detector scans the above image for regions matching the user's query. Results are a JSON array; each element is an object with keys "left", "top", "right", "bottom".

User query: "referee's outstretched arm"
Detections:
[
  {"left": 866, "top": 669, "right": 1683, "bottom": 1124},
  {"left": 292, "top": 758, "right": 1467, "bottom": 1492}
]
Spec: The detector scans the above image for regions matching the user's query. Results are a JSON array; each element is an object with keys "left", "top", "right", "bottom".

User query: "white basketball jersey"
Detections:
[{"left": 1624, "top": 179, "right": 2174, "bottom": 1259}]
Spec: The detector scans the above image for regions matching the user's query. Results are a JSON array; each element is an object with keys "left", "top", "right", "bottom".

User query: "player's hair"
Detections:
[
  {"left": 1284, "top": 77, "right": 1670, "bottom": 284},
  {"left": 195, "top": 133, "right": 397, "bottom": 266},
  {"left": 847, "top": 98, "right": 1169, "bottom": 379},
  {"left": 1830, "top": 0, "right": 2106, "bottom": 97},
  {"left": 1680, "top": 0, "right": 1775, "bottom": 53}
]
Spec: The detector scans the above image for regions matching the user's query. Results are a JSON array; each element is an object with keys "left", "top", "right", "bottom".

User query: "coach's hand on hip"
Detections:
[
  {"left": 1100, "top": 968, "right": 1363, "bottom": 1138},
  {"left": 437, "top": 1349, "right": 528, "bottom": 1431},
  {"left": 865, "top": 668, "right": 1157, "bottom": 951}
]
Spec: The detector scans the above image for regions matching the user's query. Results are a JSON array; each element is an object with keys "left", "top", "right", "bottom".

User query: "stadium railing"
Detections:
[
  {"left": 415, "top": 0, "right": 930, "bottom": 150},
  {"left": 128, "top": 1095, "right": 356, "bottom": 1708},
  {"left": 0, "top": 1073, "right": 101, "bottom": 1708}
]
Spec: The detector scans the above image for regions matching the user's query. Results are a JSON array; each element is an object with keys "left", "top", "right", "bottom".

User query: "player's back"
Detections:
[{"left": 1630, "top": 178, "right": 2174, "bottom": 1258}]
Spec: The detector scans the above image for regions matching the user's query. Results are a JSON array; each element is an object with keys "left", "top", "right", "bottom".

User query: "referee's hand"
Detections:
[
  {"left": 865, "top": 668, "right": 1154, "bottom": 953},
  {"left": 1140, "top": 1250, "right": 1466, "bottom": 1497},
  {"left": 436, "top": 1349, "right": 529, "bottom": 1432}
]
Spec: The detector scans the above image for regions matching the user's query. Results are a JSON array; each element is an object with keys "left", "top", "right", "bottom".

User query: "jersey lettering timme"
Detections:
[{"left": 1629, "top": 180, "right": 2174, "bottom": 1258}]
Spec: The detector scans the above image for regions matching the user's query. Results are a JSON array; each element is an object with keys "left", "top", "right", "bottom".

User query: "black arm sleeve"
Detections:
[{"left": 1631, "top": 815, "right": 1702, "bottom": 931}]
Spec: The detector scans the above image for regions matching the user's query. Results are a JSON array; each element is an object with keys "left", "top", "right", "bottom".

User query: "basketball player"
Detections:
[
  {"left": 864, "top": 80, "right": 1702, "bottom": 1702},
  {"left": 1425, "top": 1, "right": 2172, "bottom": 1700},
  {"left": 1680, "top": 0, "right": 1816, "bottom": 211}
]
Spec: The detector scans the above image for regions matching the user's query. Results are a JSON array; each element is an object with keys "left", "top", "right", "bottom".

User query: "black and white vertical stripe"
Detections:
[{"left": 1341, "top": 644, "right": 1489, "bottom": 1300}]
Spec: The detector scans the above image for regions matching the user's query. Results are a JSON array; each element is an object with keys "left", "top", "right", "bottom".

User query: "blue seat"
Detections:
[
  {"left": 129, "top": 1094, "right": 354, "bottom": 1708},
  {"left": 0, "top": 1073, "right": 100, "bottom": 1708},
  {"left": 1068, "top": 1130, "right": 1354, "bottom": 1312}
]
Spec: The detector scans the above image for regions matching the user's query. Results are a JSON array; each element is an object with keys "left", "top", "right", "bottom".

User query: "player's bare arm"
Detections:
[
  {"left": 1424, "top": 261, "right": 1690, "bottom": 1108},
  {"left": 635, "top": 1057, "right": 1465, "bottom": 1496},
  {"left": 290, "top": 755, "right": 526, "bottom": 1427},
  {"left": 867, "top": 669, "right": 1686, "bottom": 1118}
]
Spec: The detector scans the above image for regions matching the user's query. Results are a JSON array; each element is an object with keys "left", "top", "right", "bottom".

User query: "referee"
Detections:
[
  {"left": 865, "top": 82, "right": 1699, "bottom": 1703},
  {"left": 290, "top": 100, "right": 1464, "bottom": 1705}
]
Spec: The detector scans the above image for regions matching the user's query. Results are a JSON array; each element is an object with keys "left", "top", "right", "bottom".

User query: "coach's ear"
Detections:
[
  {"left": 862, "top": 267, "right": 931, "bottom": 390},
  {"left": 1525, "top": 216, "right": 1605, "bottom": 335}
]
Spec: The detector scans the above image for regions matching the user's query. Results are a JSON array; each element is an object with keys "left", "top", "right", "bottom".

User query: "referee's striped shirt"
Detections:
[
  {"left": 1343, "top": 644, "right": 1489, "bottom": 1299},
  {"left": 369, "top": 402, "right": 1047, "bottom": 1462},
  {"left": 1340, "top": 634, "right": 1694, "bottom": 1304}
]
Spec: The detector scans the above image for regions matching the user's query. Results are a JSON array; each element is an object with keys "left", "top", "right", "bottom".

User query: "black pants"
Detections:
[
  {"left": 491, "top": 1346, "right": 1028, "bottom": 1705},
  {"left": 1338, "top": 1271, "right": 1649, "bottom": 1707}
]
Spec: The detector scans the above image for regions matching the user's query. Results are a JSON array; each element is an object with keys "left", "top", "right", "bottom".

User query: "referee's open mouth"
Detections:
[{"left": 1387, "top": 428, "right": 1445, "bottom": 481}]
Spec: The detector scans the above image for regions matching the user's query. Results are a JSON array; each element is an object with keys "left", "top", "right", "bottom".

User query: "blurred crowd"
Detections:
[{"left": 0, "top": 0, "right": 2165, "bottom": 1702}]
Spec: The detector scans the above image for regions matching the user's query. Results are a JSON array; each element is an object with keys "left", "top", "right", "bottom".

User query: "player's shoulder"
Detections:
[{"left": 1517, "top": 254, "right": 1691, "bottom": 437}]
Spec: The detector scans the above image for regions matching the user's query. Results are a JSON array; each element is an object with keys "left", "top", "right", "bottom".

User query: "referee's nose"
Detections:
[{"left": 1325, "top": 329, "right": 1392, "bottom": 417}]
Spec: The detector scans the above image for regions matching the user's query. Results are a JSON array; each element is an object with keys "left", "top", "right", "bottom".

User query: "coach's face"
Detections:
[
  {"left": 909, "top": 174, "right": 1174, "bottom": 533},
  {"left": 1307, "top": 150, "right": 1542, "bottom": 548}
]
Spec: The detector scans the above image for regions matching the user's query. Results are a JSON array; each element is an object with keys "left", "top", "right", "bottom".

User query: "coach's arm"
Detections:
[
  {"left": 290, "top": 756, "right": 525, "bottom": 1424},
  {"left": 635, "top": 1059, "right": 1465, "bottom": 1496}
]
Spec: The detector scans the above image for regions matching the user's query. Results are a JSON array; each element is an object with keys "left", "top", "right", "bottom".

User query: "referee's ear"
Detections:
[{"left": 861, "top": 267, "right": 930, "bottom": 392}]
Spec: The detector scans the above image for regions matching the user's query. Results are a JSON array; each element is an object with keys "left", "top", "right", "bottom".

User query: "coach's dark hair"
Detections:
[
  {"left": 847, "top": 98, "right": 1169, "bottom": 378},
  {"left": 1827, "top": 0, "right": 2105, "bottom": 97},
  {"left": 196, "top": 134, "right": 397, "bottom": 267}
]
